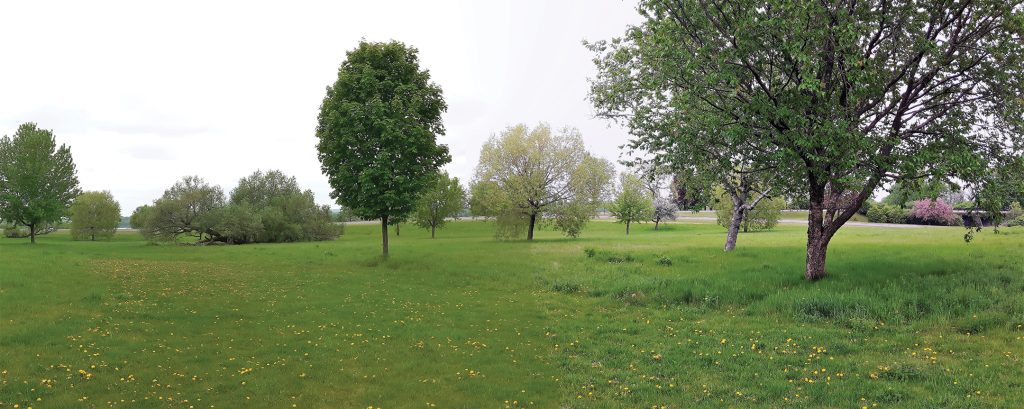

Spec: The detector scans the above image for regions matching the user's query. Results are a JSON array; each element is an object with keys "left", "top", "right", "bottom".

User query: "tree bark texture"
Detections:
[
  {"left": 723, "top": 203, "right": 743, "bottom": 251},
  {"left": 527, "top": 213, "right": 537, "bottom": 241},
  {"left": 381, "top": 216, "right": 389, "bottom": 257}
]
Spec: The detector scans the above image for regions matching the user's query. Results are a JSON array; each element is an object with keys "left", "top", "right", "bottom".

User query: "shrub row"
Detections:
[{"left": 866, "top": 199, "right": 963, "bottom": 226}]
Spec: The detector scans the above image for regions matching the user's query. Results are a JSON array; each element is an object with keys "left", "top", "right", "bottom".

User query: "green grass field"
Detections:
[{"left": 1, "top": 221, "right": 1022, "bottom": 408}]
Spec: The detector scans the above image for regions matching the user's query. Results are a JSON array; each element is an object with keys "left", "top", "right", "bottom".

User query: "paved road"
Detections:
[
  {"left": 672, "top": 216, "right": 927, "bottom": 228},
  {"left": 344, "top": 216, "right": 929, "bottom": 228}
]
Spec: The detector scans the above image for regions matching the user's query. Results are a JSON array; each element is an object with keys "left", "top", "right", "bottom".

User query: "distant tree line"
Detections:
[{"left": 132, "top": 170, "right": 340, "bottom": 244}]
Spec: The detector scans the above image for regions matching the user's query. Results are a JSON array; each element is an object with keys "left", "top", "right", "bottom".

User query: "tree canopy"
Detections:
[
  {"left": 316, "top": 40, "right": 450, "bottom": 256},
  {"left": 609, "top": 173, "right": 653, "bottom": 235},
  {"left": 411, "top": 172, "right": 465, "bottom": 238},
  {"left": 589, "top": 0, "right": 1024, "bottom": 279},
  {"left": 142, "top": 176, "right": 225, "bottom": 242},
  {"left": 0, "top": 123, "right": 81, "bottom": 243},
  {"left": 140, "top": 172, "right": 338, "bottom": 244},
  {"left": 470, "top": 123, "right": 614, "bottom": 240},
  {"left": 651, "top": 197, "right": 678, "bottom": 230},
  {"left": 70, "top": 191, "right": 121, "bottom": 241},
  {"left": 129, "top": 205, "right": 151, "bottom": 229}
]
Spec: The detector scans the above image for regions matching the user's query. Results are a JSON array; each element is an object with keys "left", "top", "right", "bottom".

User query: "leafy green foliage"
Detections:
[
  {"left": 470, "top": 123, "right": 613, "bottom": 239},
  {"left": 881, "top": 180, "right": 953, "bottom": 209},
  {"left": 230, "top": 169, "right": 304, "bottom": 209},
  {"left": 3, "top": 226, "right": 31, "bottom": 238},
  {"left": 671, "top": 170, "right": 712, "bottom": 211},
  {"left": 316, "top": 40, "right": 450, "bottom": 254},
  {"left": 0, "top": 122, "right": 80, "bottom": 242},
  {"left": 713, "top": 187, "right": 784, "bottom": 232},
  {"left": 129, "top": 205, "right": 151, "bottom": 229},
  {"left": 228, "top": 170, "right": 339, "bottom": 243},
  {"left": 1006, "top": 214, "right": 1024, "bottom": 227},
  {"left": 70, "top": 191, "right": 121, "bottom": 241},
  {"left": 141, "top": 172, "right": 339, "bottom": 244},
  {"left": 200, "top": 203, "right": 264, "bottom": 244},
  {"left": 336, "top": 206, "right": 361, "bottom": 222},
  {"left": 972, "top": 158, "right": 1024, "bottom": 227},
  {"left": 867, "top": 204, "right": 908, "bottom": 224},
  {"left": 588, "top": 0, "right": 1024, "bottom": 279},
  {"left": 609, "top": 173, "right": 653, "bottom": 234},
  {"left": 142, "top": 176, "right": 225, "bottom": 242},
  {"left": 411, "top": 172, "right": 465, "bottom": 238}
]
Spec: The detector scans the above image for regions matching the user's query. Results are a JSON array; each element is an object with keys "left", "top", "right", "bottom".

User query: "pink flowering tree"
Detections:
[{"left": 908, "top": 199, "right": 961, "bottom": 226}]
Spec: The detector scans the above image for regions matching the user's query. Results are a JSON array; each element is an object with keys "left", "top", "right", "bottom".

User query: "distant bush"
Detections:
[
  {"left": 953, "top": 201, "right": 976, "bottom": 210},
  {"left": 866, "top": 204, "right": 907, "bottom": 224},
  {"left": 336, "top": 206, "right": 361, "bottom": 222},
  {"left": 129, "top": 205, "right": 152, "bottom": 229},
  {"left": 4, "top": 225, "right": 29, "bottom": 238},
  {"left": 1009, "top": 201, "right": 1023, "bottom": 220},
  {"left": 141, "top": 171, "right": 341, "bottom": 244},
  {"left": 3, "top": 224, "right": 55, "bottom": 238},
  {"left": 787, "top": 196, "right": 809, "bottom": 210},
  {"left": 1007, "top": 214, "right": 1024, "bottom": 227},
  {"left": 907, "top": 199, "right": 961, "bottom": 226},
  {"left": 858, "top": 199, "right": 876, "bottom": 216},
  {"left": 70, "top": 191, "right": 121, "bottom": 241}
]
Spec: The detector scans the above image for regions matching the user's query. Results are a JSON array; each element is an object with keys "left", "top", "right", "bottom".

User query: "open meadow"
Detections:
[{"left": 1, "top": 221, "right": 1022, "bottom": 408}]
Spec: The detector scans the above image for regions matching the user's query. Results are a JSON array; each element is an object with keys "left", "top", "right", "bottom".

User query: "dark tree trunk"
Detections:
[
  {"left": 654, "top": 220, "right": 660, "bottom": 230},
  {"left": 741, "top": 208, "right": 749, "bottom": 233},
  {"left": 381, "top": 216, "right": 389, "bottom": 257},
  {"left": 626, "top": 221, "right": 631, "bottom": 235},
  {"left": 29, "top": 224, "right": 36, "bottom": 244},
  {"left": 527, "top": 213, "right": 537, "bottom": 241},
  {"left": 431, "top": 225, "right": 436, "bottom": 239},
  {"left": 395, "top": 223, "right": 400, "bottom": 236},
  {"left": 805, "top": 190, "right": 832, "bottom": 280},
  {"left": 805, "top": 234, "right": 830, "bottom": 281},
  {"left": 724, "top": 203, "right": 743, "bottom": 251}
]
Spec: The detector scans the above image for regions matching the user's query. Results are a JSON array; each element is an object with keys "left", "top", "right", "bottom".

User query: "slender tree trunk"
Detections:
[
  {"left": 29, "top": 224, "right": 36, "bottom": 244},
  {"left": 626, "top": 221, "right": 631, "bottom": 235},
  {"left": 527, "top": 213, "right": 536, "bottom": 241},
  {"left": 741, "top": 208, "right": 749, "bottom": 233},
  {"left": 395, "top": 223, "right": 400, "bottom": 236},
  {"left": 431, "top": 225, "right": 436, "bottom": 239},
  {"left": 654, "top": 220, "right": 660, "bottom": 230},
  {"left": 724, "top": 203, "right": 743, "bottom": 251},
  {"left": 381, "top": 215, "right": 389, "bottom": 257}
]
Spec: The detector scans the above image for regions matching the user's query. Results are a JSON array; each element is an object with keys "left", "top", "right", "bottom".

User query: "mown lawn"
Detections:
[{"left": 1, "top": 221, "right": 1021, "bottom": 408}]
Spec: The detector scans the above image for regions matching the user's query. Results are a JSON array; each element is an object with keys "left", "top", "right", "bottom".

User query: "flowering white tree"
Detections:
[{"left": 651, "top": 197, "right": 677, "bottom": 230}]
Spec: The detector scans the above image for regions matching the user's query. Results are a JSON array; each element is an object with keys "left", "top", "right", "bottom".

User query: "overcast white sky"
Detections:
[{"left": 0, "top": 0, "right": 642, "bottom": 212}]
